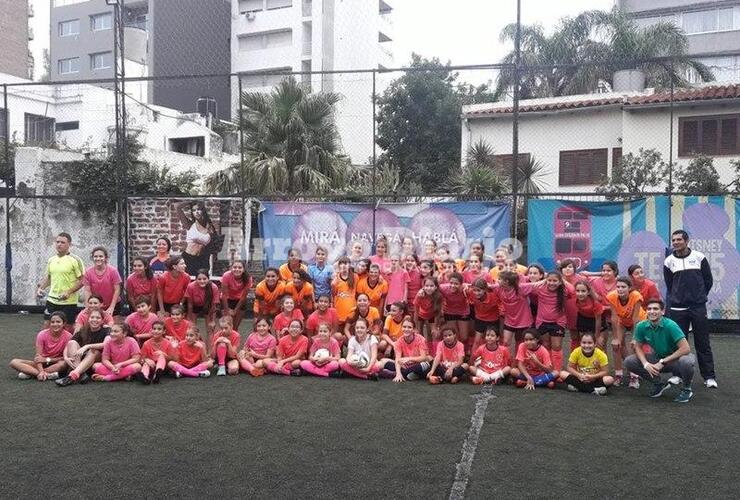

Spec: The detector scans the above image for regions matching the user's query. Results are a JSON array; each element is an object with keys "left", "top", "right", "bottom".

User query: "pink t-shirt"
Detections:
[
  {"left": 83, "top": 265, "right": 122, "bottom": 308},
  {"left": 245, "top": 332, "right": 277, "bottom": 356},
  {"left": 515, "top": 343, "right": 551, "bottom": 376},
  {"left": 439, "top": 283, "right": 470, "bottom": 316},
  {"left": 494, "top": 282, "right": 536, "bottom": 329},
  {"left": 306, "top": 308, "right": 338, "bottom": 335},
  {"left": 36, "top": 329, "right": 73, "bottom": 358},
  {"left": 370, "top": 255, "right": 392, "bottom": 277},
  {"left": 221, "top": 271, "right": 252, "bottom": 301},
  {"left": 125, "top": 312, "right": 158, "bottom": 336},
  {"left": 385, "top": 269, "right": 410, "bottom": 305},
  {"left": 436, "top": 340, "right": 465, "bottom": 366},
  {"left": 591, "top": 277, "right": 617, "bottom": 307},
  {"left": 75, "top": 308, "right": 114, "bottom": 327},
  {"left": 184, "top": 282, "right": 220, "bottom": 308},
  {"left": 463, "top": 270, "right": 492, "bottom": 285},
  {"left": 533, "top": 283, "right": 574, "bottom": 328},
  {"left": 273, "top": 309, "right": 305, "bottom": 335},
  {"left": 126, "top": 273, "right": 157, "bottom": 303},
  {"left": 309, "top": 337, "right": 341, "bottom": 357},
  {"left": 406, "top": 269, "right": 423, "bottom": 306},
  {"left": 103, "top": 336, "right": 140, "bottom": 364},
  {"left": 395, "top": 333, "right": 428, "bottom": 361}
]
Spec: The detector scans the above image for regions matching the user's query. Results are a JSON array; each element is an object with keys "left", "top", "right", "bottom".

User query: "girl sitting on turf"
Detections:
[
  {"left": 74, "top": 294, "right": 114, "bottom": 333},
  {"left": 439, "top": 272, "right": 471, "bottom": 352},
  {"left": 465, "top": 278, "right": 502, "bottom": 355},
  {"left": 414, "top": 276, "right": 443, "bottom": 351},
  {"left": 381, "top": 316, "right": 431, "bottom": 383},
  {"left": 56, "top": 309, "right": 110, "bottom": 386},
  {"left": 185, "top": 269, "right": 220, "bottom": 333},
  {"left": 511, "top": 328, "right": 558, "bottom": 390},
  {"left": 138, "top": 320, "right": 176, "bottom": 384},
  {"left": 238, "top": 317, "right": 276, "bottom": 377},
  {"left": 382, "top": 301, "right": 407, "bottom": 357},
  {"left": 607, "top": 276, "right": 646, "bottom": 388},
  {"left": 125, "top": 295, "right": 158, "bottom": 344},
  {"left": 343, "top": 293, "right": 382, "bottom": 341},
  {"left": 164, "top": 304, "right": 191, "bottom": 347},
  {"left": 573, "top": 281, "right": 603, "bottom": 351},
  {"left": 300, "top": 323, "right": 341, "bottom": 378},
  {"left": 340, "top": 318, "right": 380, "bottom": 380},
  {"left": 469, "top": 328, "right": 511, "bottom": 385},
  {"left": 427, "top": 327, "right": 467, "bottom": 384},
  {"left": 267, "top": 319, "right": 309, "bottom": 376},
  {"left": 168, "top": 325, "right": 213, "bottom": 378},
  {"left": 10, "top": 311, "right": 72, "bottom": 381},
  {"left": 273, "top": 295, "right": 305, "bottom": 336},
  {"left": 210, "top": 316, "right": 241, "bottom": 376},
  {"left": 560, "top": 331, "right": 614, "bottom": 395},
  {"left": 92, "top": 323, "right": 142, "bottom": 382},
  {"left": 306, "top": 295, "right": 339, "bottom": 338}
]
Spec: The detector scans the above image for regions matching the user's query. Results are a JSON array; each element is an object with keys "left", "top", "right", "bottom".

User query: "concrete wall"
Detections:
[{"left": 0, "top": 0, "right": 30, "bottom": 79}]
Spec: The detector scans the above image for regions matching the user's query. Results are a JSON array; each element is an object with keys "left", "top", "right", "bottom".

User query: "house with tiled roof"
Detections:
[{"left": 461, "top": 83, "right": 740, "bottom": 192}]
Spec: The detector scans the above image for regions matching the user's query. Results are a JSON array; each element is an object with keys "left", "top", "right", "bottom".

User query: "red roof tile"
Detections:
[{"left": 626, "top": 83, "right": 740, "bottom": 105}]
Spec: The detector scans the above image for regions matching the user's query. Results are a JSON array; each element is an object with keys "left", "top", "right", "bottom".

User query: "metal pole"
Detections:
[
  {"left": 511, "top": 0, "right": 521, "bottom": 242},
  {"left": 238, "top": 76, "right": 246, "bottom": 196},
  {"left": 372, "top": 69, "right": 377, "bottom": 253},
  {"left": 667, "top": 61, "right": 675, "bottom": 237},
  {"left": 119, "top": 0, "right": 129, "bottom": 275},
  {"left": 3, "top": 84, "right": 11, "bottom": 305},
  {"left": 112, "top": 3, "right": 125, "bottom": 279}
]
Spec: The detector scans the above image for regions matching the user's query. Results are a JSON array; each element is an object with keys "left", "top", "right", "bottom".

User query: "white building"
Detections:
[
  {"left": 461, "top": 83, "right": 740, "bottom": 192},
  {"left": 1, "top": 72, "right": 238, "bottom": 181},
  {"left": 231, "top": 0, "right": 394, "bottom": 164}
]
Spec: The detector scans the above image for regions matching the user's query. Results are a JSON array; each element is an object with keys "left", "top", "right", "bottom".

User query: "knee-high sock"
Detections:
[
  {"left": 300, "top": 360, "right": 339, "bottom": 377},
  {"left": 171, "top": 361, "right": 210, "bottom": 378},
  {"left": 155, "top": 355, "right": 166, "bottom": 371},
  {"left": 550, "top": 349, "right": 563, "bottom": 371},
  {"left": 216, "top": 343, "right": 228, "bottom": 366},
  {"left": 97, "top": 364, "right": 139, "bottom": 381},
  {"left": 240, "top": 358, "right": 255, "bottom": 372},
  {"left": 141, "top": 363, "right": 151, "bottom": 378}
]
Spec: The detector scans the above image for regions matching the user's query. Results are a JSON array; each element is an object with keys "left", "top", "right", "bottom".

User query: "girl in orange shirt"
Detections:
[
  {"left": 168, "top": 325, "right": 213, "bottom": 378},
  {"left": 331, "top": 257, "right": 356, "bottom": 330},
  {"left": 382, "top": 302, "right": 406, "bottom": 358},
  {"left": 266, "top": 319, "right": 309, "bottom": 376},
  {"left": 253, "top": 268, "right": 285, "bottom": 319},
  {"left": 355, "top": 264, "right": 387, "bottom": 312},
  {"left": 279, "top": 248, "right": 307, "bottom": 283},
  {"left": 607, "top": 276, "right": 647, "bottom": 388},
  {"left": 285, "top": 269, "right": 315, "bottom": 317},
  {"left": 343, "top": 293, "right": 382, "bottom": 340}
]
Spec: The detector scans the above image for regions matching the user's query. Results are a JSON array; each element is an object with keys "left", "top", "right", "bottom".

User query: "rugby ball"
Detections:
[
  {"left": 349, "top": 352, "right": 370, "bottom": 368},
  {"left": 314, "top": 348, "right": 330, "bottom": 361}
]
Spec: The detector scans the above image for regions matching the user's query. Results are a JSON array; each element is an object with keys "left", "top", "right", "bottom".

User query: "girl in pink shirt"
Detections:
[
  {"left": 439, "top": 272, "right": 471, "bottom": 351},
  {"left": 210, "top": 316, "right": 241, "bottom": 376},
  {"left": 590, "top": 261, "right": 619, "bottom": 350},
  {"left": 404, "top": 254, "right": 423, "bottom": 314},
  {"left": 300, "top": 323, "right": 341, "bottom": 377},
  {"left": 92, "top": 323, "right": 142, "bottom": 382},
  {"left": 526, "top": 264, "right": 546, "bottom": 319},
  {"left": 10, "top": 311, "right": 72, "bottom": 381},
  {"left": 273, "top": 296, "right": 306, "bottom": 337},
  {"left": 221, "top": 260, "right": 252, "bottom": 330},
  {"left": 427, "top": 327, "right": 467, "bottom": 384},
  {"left": 138, "top": 321, "right": 177, "bottom": 384},
  {"left": 558, "top": 259, "right": 585, "bottom": 332},
  {"left": 168, "top": 325, "right": 213, "bottom": 378},
  {"left": 83, "top": 246, "right": 122, "bottom": 316},
  {"left": 511, "top": 328, "right": 558, "bottom": 390},
  {"left": 413, "top": 276, "right": 443, "bottom": 350},
  {"left": 125, "top": 296, "right": 158, "bottom": 344},
  {"left": 126, "top": 257, "right": 157, "bottom": 311},
  {"left": 531, "top": 272, "right": 572, "bottom": 371},
  {"left": 74, "top": 294, "right": 114, "bottom": 333},
  {"left": 490, "top": 271, "right": 537, "bottom": 357},
  {"left": 267, "top": 319, "right": 309, "bottom": 376},
  {"left": 238, "top": 317, "right": 276, "bottom": 377},
  {"left": 185, "top": 270, "right": 220, "bottom": 333},
  {"left": 370, "top": 235, "right": 392, "bottom": 278},
  {"left": 384, "top": 316, "right": 432, "bottom": 383},
  {"left": 463, "top": 255, "right": 491, "bottom": 285},
  {"left": 385, "top": 254, "right": 410, "bottom": 311}
]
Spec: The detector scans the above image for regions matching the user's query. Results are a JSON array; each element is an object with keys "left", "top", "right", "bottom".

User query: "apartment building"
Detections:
[
  {"left": 0, "top": 0, "right": 32, "bottom": 79},
  {"left": 618, "top": 0, "right": 740, "bottom": 82},
  {"left": 232, "top": 0, "right": 394, "bottom": 164}
]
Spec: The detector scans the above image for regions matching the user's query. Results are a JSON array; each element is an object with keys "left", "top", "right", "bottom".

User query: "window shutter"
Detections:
[
  {"left": 680, "top": 119, "right": 699, "bottom": 156},
  {"left": 559, "top": 151, "right": 576, "bottom": 186},
  {"left": 720, "top": 117, "right": 738, "bottom": 155},
  {"left": 700, "top": 119, "right": 719, "bottom": 154}
]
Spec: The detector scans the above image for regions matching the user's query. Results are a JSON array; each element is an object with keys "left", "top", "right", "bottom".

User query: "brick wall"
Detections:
[{"left": 0, "top": 0, "right": 29, "bottom": 79}]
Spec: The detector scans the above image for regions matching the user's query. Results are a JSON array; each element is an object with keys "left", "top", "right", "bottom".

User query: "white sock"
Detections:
[
  {"left": 491, "top": 369, "right": 504, "bottom": 382},
  {"left": 476, "top": 369, "right": 490, "bottom": 380},
  {"left": 615, "top": 370, "right": 623, "bottom": 376}
]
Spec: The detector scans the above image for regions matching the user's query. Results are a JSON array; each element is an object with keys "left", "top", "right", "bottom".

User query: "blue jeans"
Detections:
[{"left": 624, "top": 353, "right": 696, "bottom": 388}]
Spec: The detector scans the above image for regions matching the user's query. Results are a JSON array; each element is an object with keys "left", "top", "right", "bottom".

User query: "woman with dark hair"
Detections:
[
  {"left": 126, "top": 257, "right": 157, "bottom": 311},
  {"left": 185, "top": 269, "right": 220, "bottom": 333},
  {"left": 177, "top": 201, "right": 219, "bottom": 276},
  {"left": 82, "top": 246, "right": 122, "bottom": 317},
  {"left": 149, "top": 237, "right": 172, "bottom": 278}
]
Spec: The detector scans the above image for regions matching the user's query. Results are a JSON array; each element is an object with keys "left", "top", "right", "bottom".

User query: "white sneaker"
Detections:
[
  {"left": 216, "top": 366, "right": 226, "bottom": 376},
  {"left": 705, "top": 378, "right": 718, "bottom": 388},
  {"left": 628, "top": 376, "right": 640, "bottom": 389},
  {"left": 17, "top": 372, "right": 31, "bottom": 380},
  {"left": 175, "top": 371, "right": 182, "bottom": 378},
  {"left": 199, "top": 370, "right": 211, "bottom": 378},
  {"left": 667, "top": 376, "right": 681, "bottom": 386},
  {"left": 566, "top": 384, "right": 578, "bottom": 392},
  {"left": 47, "top": 372, "right": 60, "bottom": 380},
  {"left": 592, "top": 387, "right": 608, "bottom": 396}
]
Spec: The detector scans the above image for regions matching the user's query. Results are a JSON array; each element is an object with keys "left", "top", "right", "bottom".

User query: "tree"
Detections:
[
  {"left": 597, "top": 148, "right": 669, "bottom": 194},
  {"left": 204, "top": 77, "right": 349, "bottom": 195},
  {"left": 495, "top": 8, "right": 713, "bottom": 100},
  {"left": 675, "top": 154, "right": 723, "bottom": 193},
  {"left": 730, "top": 159, "right": 740, "bottom": 193},
  {"left": 516, "top": 156, "right": 548, "bottom": 194},
  {"left": 375, "top": 54, "right": 494, "bottom": 191}
]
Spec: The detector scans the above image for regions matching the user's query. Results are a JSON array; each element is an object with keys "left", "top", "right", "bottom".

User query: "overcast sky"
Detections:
[{"left": 392, "top": 0, "right": 615, "bottom": 67}]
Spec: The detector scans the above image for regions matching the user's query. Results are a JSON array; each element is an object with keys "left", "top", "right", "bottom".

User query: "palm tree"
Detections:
[
  {"left": 451, "top": 139, "right": 507, "bottom": 197},
  {"left": 495, "top": 8, "right": 713, "bottom": 100},
  {"left": 204, "top": 77, "right": 350, "bottom": 195},
  {"left": 515, "top": 156, "right": 547, "bottom": 194}
]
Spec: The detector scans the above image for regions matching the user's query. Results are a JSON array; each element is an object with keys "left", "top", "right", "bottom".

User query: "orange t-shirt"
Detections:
[
  {"left": 489, "top": 264, "right": 528, "bottom": 281},
  {"left": 347, "top": 306, "right": 381, "bottom": 328},
  {"left": 383, "top": 315, "right": 404, "bottom": 341},
  {"left": 177, "top": 341, "right": 205, "bottom": 368},
  {"left": 253, "top": 280, "right": 286, "bottom": 316},
  {"left": 356, "top": 278, "right": 388, "bottom": 310},
  {"left": 607, "top": 290, "right": 646, "bottom": 329},
  {"left": 332, "top": 276, "right": 356, "bottom": 322},
  {"left": 141, "top": 338, "right": 176, "bottom": 361},
  {"left": 277, "top": 334, "right": 309, "bottom": 359},
  {"left": 285, "top": 282, "right": 315, "bottom": 311},
  {"left": 164, "top": 317, "right": 191, "bottom": 342},
  {"left": 279, "top": 263, "right": 308, "bottom": 283}
]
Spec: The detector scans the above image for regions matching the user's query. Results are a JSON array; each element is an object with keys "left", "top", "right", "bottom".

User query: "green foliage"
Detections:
[
  {"left": 730, "top": 159, "right": 740, "bottom": 193},
  {"left": 0, "top": 141, "right": 15, "bottom": 187},
  {"left": 597, "top": 148, "right": 668, "bottom": 194},
  {"left": 675, "top": 154, "right": 723, "bottom": 193},
  {"left": 375, "top": 54, "right": 495, "bottom": 192}
]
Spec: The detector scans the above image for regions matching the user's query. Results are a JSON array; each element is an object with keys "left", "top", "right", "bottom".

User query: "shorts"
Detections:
[
  {"left": 474, "top": 319, "right": 499, "bottom": 334},
  {"left": 227, "top": 299, "right": 246, "bottom": 310},
  {"left": 44, "top": 301, "right": 79, "bottom": 323},
  {"left": 111, "top": 302, "right": 124, "bottom": 316},
  {"left": 576, "top": 314, "right": 596, "bottom": 333},
  {"left": 192, "top": 305, "right": 205, "bottom": 316},
  {"left": 444, "top": 313, "right": 470, "bottom": 321},
  {"left": 538, "top": 322, "right": 565, "bottom": 337}
]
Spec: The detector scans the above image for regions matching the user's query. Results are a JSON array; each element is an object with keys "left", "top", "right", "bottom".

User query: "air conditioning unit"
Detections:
[{"left": 246, "top": 11, "right": 256, "bottom": 21}]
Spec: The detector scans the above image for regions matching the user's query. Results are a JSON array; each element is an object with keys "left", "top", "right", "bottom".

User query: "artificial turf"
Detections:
[{"left": 2, "top": 313, "right": 738, "bottom": 499}]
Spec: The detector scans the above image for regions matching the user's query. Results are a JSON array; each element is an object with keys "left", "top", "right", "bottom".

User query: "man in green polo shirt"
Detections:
[
  {"left": 624, "top": 298, "right": 696, "bottom": 403},
  {"left": 37, "top": 232, "right": 85, "bottom": 328}
]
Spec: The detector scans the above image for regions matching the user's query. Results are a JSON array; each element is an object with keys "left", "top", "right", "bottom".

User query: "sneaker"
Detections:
[
  {"left": 428, "top": 375, "right": 442, "bottom": 385},
  {"left": 614, "top": 374, "right": 623, "bottom": 387},
  {"left": 216, "top": 366, "right": 227, "bottom": 377},
  {"left": 649, "top": 381, "right": 671, "bottom": 398},
  {"left": 546, "top": 381, "right": 556, "bottom": 389},
  {"left": 135, "top": 372, "right": 150, "bottom": 385},
  {"left": 628, "top": 376, "right": 640, "bottom": 390},
  {"left": 198, "top": 370, "right": 211, "bottom": 378},
  {"left": 78, "top": 373, "right": 90, "bottom": 385},
  {"left": 367, "top": 373, "right": 379, "bottom": 382},
  {"left": 674, "top": 388, "right": 693, "bottom": 403},
  {"left": 55, "top": 376, "right": 75, "bottom": 387},
  {"left": 328, "top": 370, "right": 343, "bottom": 379},
  {"left": 152, "top": 369, "right": 163, "bottom": 384},
  {"left": 406, "top": 372, "right": 419, "bottom": 381},
  {"left": 47, "top": 372, "right": 60, "bottom": 381},
  {"left": 705, "top": 378, "right": 718, "bottom": 389},
  {"left": 175, "top": 371, "right": 182, "bottom": 378},
  {"left": 592, "top": 387, "right": 608, "bottom": 396},
  {"left": 471, "top": 376, "right": 484, "bottom": 385},
  {"left": 566, "top": 384, "right": 578, "bottom": 392},
  {"left": 290, "top": 369, "right": 302, "bottom": 377},
  {"left": 667, "top": 376, "right": 681, "bottom": 386},
  {"left": 17, "top": 372, "right": 31, "bottom": 380},
  {"left": 450, "top": 376, "right": 460, "bottom": 384}
]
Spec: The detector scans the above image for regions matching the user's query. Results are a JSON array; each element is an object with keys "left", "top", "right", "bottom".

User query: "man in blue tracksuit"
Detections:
[{"left": 663, "top": 229, "right": 717, "bottom": 388}]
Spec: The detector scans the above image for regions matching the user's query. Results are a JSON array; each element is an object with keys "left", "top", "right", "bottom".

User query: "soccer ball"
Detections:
[
  {"left": 353, "top": 352, "right": 370, "bottom": 368},
  {"left": 314, "top": 348, "right": 330, "bottom": 362}
]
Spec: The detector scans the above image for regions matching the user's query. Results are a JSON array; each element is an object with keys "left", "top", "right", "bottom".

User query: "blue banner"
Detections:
[{"left": 259, "top": 201, "right": 511, "bottom": 267}]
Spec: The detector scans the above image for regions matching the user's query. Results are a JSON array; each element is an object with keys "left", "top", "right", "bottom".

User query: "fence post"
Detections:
[
  {"left": 371, "top": 69, "right": 377, "bottom": 252},
  {"left": 237, "top": 75, "right": 249, "bottom": 263},
  {"left": 3, "top": 84, "right": 11, "bottom": 306},
  {"left": 667, "top": 60, "right": 675, "bottom": 240},
  {"left": 511, "top": 0, "right": 522, "bottom": 242}
]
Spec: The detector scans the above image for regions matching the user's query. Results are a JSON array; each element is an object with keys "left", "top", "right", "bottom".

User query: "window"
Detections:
[
  {"left": 679, "top": 114, "right": 740, "bottom": 156},
  {"left": 90, "top": 51, "right": 112, "bottom": 70},
  {"left": 25, "top": 113, "right": 56, "bottom": 146},
  {"left": 58, "top": 57, "right": 80, "bottom": 74},
  {"left": 58, "top": 19, "right": 80, "bottom": 37},
  {"left": 238, "top": 29, "right": 292, "bottom": 51},
  {"left": 169, "top": 137, "right": 205, "bottom": 157},
  {"left": 56, "top": 121, "right": 79, "bottom": 131},
  {"left": 683, "top": 8, "right": 736, "bottom": 34},
  {"left": 239, "top": 0, "right": 263, "bottom": 12},
  {"left": 266, "top": 0, "right": 292, "bottom": 9},
  {"left": 91, "top": 12, "right": 113, "bottom": 31},
  {"left": 558, "top": 149, "right": 608, "bottom": 186},
  {"left": 54, "top": 0, "right": 87, "bottom": 7},
  {"left": 492, "top": 153, "right": 531, "bottom": 177},
  {"left": 240, "top": 69, "right": 291, "bottom": 88}
]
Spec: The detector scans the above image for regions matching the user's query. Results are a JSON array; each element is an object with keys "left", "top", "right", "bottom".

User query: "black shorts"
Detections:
[
  {"left": 44, "top": 301, "right": 79, "bottom": 323},
  {"left": 538, "top": 322, "right": 565, "bottom": 337},
  {"left": 444, "top": 313, "right": 470, "bottom": 321},
  {"left": 192, "top": 305, "right": 205, "bottom": 316},
  {"left": 576, "top": 314, "right": 596, "bottom": 333},
  {"left": 503, "top": 325, "right": 530, "bottom": 336},
  {"left": 111, "top": 302, "right": 124, "bottom": 316},
  {"left": 474, "top": 319, "right": 499, "bottom": 334},
  {"left": 227, "top": 299, "right": 246, "bottom": 310}
]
